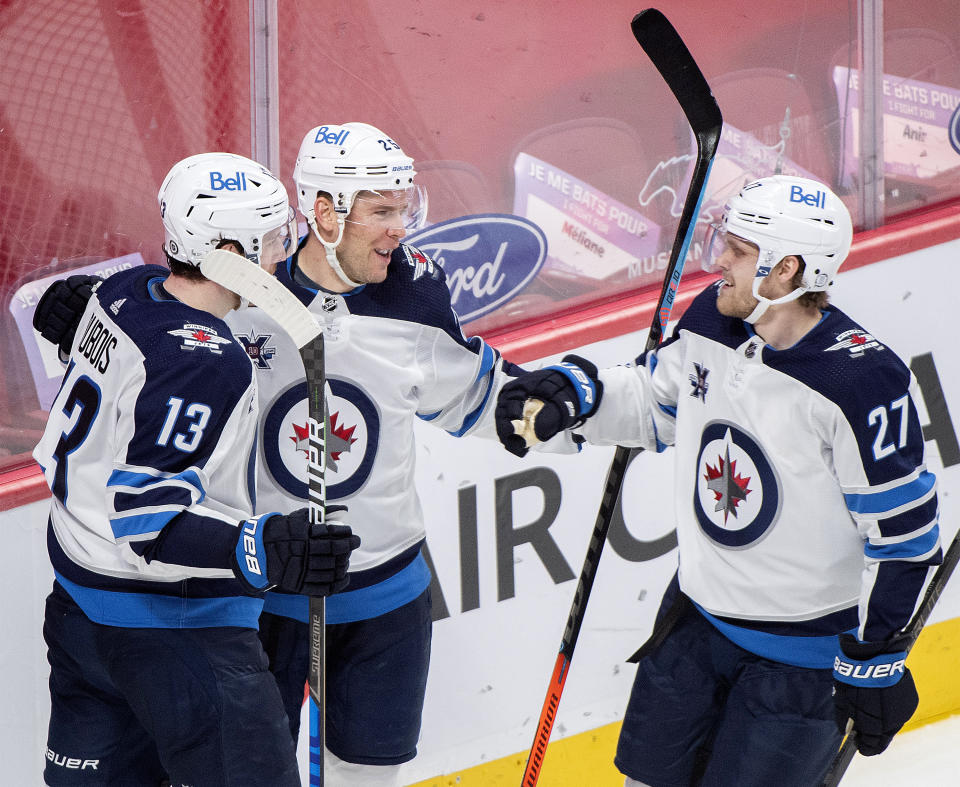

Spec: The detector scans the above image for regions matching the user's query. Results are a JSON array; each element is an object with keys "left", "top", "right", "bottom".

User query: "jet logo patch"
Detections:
[
  {"left": 826, "top": 329, "right": 884, "bottom": 357},
  {"left": 168, "top": 324, "right": 232, "bottom": 354}
]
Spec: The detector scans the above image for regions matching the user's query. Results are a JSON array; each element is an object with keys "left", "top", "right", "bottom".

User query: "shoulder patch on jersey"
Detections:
[
  {"left": 401, "top": 243, "right": 440, "bottom": 281},
  {"left": 167, "top": 323, "right": 233, "bottom": 354},
  {"left": 234, "top": 331, "right": 276, "bottom": 368},
  {"left": 825, "top": 329, "right": 885, "bottom": 358},
  {"left": 689, "top": 362, "right": 710, "bottom": 401}
]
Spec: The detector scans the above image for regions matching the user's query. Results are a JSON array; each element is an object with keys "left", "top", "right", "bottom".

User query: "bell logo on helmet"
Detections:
[
  {"left": 209, "top": 171, "right": 249, "bottom": 191},
  {"left": 789, "top": 184, "right": 826, "bottom": 209},
  {"left": 313, "top": 126, "right": 350, "bottom": 146}
]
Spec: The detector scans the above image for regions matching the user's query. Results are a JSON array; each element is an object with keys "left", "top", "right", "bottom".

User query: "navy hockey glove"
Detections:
[
  {"left": 833, "top": 632, "right": 918, "bottom": 756},
  {"left": 495, "top": 354, "right": 602, "bottom": 457},
  {"left": 33, "top": 274, "right": 100, "bottom": 357},
  {"left": 232, "top": 508, "right": 361, "bottom": 597}
]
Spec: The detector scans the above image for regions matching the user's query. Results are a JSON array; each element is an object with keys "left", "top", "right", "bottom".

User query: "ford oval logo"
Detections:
[{"left": 406, "top": 213, "right": 547, "bottom": 322}]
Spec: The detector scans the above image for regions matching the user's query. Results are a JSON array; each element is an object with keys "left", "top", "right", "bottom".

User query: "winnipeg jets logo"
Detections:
[
  {"left": 236, "top": 333, "right": 276, "bottom": 369},
  {"left": 402, "top": 243, "right": 437, "bottom": 281},
  {"left": 703, "top": 444, "right": 751, "bottom": 522},
  {"left": 290, "top": 411, "right": 358, "bottom": 472},
  {"left": 826, "top": 329, "right": 884, "bottom": 357},
  {"left": 689, "top": 362, "right": 709, "bottom": 401},
  {"left": 694, "top": 422, "right": 781, "bottom": 548},
  {"left": 168, "top": 324, "right": 232, "bottom": 354}
]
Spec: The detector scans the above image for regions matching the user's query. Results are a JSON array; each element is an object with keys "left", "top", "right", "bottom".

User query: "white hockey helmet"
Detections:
[
  {"left": 293, "top": 122, "right": 423, "bottom": 223},
  {"left": 293, "top": 122, "right": 425, "bottom": 287},
  {"left": 707, "top": 175, "right": 853, "bottom": 322},
  {"left": 158, "top": 152, "right": 294, "bottom": 268}
]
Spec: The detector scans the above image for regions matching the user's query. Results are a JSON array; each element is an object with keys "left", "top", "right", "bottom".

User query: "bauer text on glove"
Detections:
[
  {"left": 232, "top": 509, "right": 360, "bottom": 596},
  {"left": 832, "top": 632, "right": 919, "bottom": 756},
  {"left": 495, "top": 354, "right": 602, "bottom": 457}
]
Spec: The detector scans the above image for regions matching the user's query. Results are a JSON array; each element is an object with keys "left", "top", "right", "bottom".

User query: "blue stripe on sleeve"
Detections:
[
  {"left": 108, "top": 467, "right": 204, "bottom": 494},
  {"left": 446, "top": 369, "right": 495, "bottom": 437},
  {"left": 473, "top": 341, "right": 496, "bottom": 383},
  {"left": 865, "top": 524, "right": 940, "bottom": 561},
  {"left": 658, "top": 402, "right": 678, "bottom": 418},
  {"left": 109, "top": 510, "right": 178, "bottom": 539},
  {"left": 844, "top": 471, "right": 936, "bottom": 515}
]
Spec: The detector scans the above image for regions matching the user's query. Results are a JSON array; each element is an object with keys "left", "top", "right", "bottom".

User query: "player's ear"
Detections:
[
  {"left": 779, "top": 254, "right": 803, "bottom": 282},
  {"left": 314, "top": 194, "right": 339, "bottom": 235}
]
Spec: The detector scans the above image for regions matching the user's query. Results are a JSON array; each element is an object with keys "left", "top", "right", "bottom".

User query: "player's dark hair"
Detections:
[{"left": 165, "top": 239, "right": 244, "bottom": 281}]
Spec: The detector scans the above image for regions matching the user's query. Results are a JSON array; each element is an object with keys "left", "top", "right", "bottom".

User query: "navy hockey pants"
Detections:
[
  {"left": 615, "top": 604, "right": 842, "bottom": 787},
  {"left": 43, "top": 582, "right": 299, "bottom": 786},
  {"left": 258, "top": 587, "right": 432, "bottom": 766}
]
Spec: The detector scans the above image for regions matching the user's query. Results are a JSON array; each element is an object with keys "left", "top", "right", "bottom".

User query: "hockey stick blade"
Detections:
[
  {"left": 821, "top": 527, "right": 960, "bottom": 786},
  {"left": 631, "top": 10, "right": 723, "bottom": 146},
  {"left": 519, "top": 11, "right": 721, "bottom": 787},
  {"left": 199, "top": 249, "right": 322, "bottom": 348}
]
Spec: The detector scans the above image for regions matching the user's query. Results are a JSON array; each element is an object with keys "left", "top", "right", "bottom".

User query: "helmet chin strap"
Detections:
[
  {"left": 744, "top": 278, "right": 806, "bottom": 324},
  {"left": 308, "top": 217, "right": 364, "bottom": 290}
]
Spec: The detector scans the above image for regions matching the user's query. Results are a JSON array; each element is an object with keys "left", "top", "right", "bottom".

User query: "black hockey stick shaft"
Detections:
[
  {"left": 302, "top": 338, "right": 328, "bottom": 787},
  {"left": 520, "top": 10, "right": 721, "bottom": 786},
  {"left": 821, "top": 527, "right": 960, "bottom": 787}
]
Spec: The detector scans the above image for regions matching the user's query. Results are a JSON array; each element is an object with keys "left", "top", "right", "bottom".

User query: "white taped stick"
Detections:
[{"left": 199, "top": 249, "right": 322, "bottom": 349}]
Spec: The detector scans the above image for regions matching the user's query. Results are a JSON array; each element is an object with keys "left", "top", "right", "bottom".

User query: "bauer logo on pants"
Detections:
[{"left": 693, "top": 420, "right": 782, "bottom": 548}]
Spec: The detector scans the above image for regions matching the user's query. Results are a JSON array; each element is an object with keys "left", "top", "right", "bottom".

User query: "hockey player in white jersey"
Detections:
[
  {"left": 33, "top": 152, "right": 359, "bottom": 786},
  {"left": 495, "top": 176, "right": 942, "bottom": 785},
  {"left": 227, "top": 123, "right": 519, "bottom": 786},
  {"left": 32, "top": 126, "right": 520, "bottom": 785}
]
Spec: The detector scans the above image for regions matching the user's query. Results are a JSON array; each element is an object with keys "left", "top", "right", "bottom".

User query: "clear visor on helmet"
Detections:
[
  {"left": 344, "top": 185, "right": 428, "bottom": 233},
  {"left": 701, "top": 223, "right": 760, "bottom": 274},
  {"left": 702, "top": 222, "right": 726, "bottom": 274},
  {"left": 257, "top": 206, "right": 297, "bottom": 270}
]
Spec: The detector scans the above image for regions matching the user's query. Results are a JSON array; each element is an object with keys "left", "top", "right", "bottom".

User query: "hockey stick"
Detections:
[
  {"left": 518, "top": 10, "right": 722, "bottom": 786},
  {"left": 200, "top": 249, "right": 328, "bottom": 787},
  {"left": 821, "top": 527, "right": 960, "bottom": 787}
]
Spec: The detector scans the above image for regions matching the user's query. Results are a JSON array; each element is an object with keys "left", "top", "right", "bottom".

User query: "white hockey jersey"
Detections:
[
  {"left": 580, "top": 282, "right": 940, "bottom": 666},
  {"left": 227, "top": 242, "right": 515, "bottom": 623},
  {"left": 33, "top": 266, "right": 264, "bottom": 629}
]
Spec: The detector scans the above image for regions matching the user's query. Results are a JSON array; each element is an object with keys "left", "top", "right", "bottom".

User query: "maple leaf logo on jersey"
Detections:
[
  {"left": 689, "top": 362, "right": 709, "bottom": 401},
  {"left": 290, "top": 410, "right": 358, "bottom": 471},
  {"left": 167, "top": 324, "right": 232, "bottom": 354},
  {"left": 826, "top": 329, "right": 884, "bottom": 358},
  {"left": 236, "top": 333, "right": 276, "bottom": 369},
  {"left": 703, "top": 445, "right": 752, "bottom": 523}
]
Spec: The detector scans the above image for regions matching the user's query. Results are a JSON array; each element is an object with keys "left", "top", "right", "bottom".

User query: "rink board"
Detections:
[{"left": 1, "top": 238, "right": 959, "bottom": 786}]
